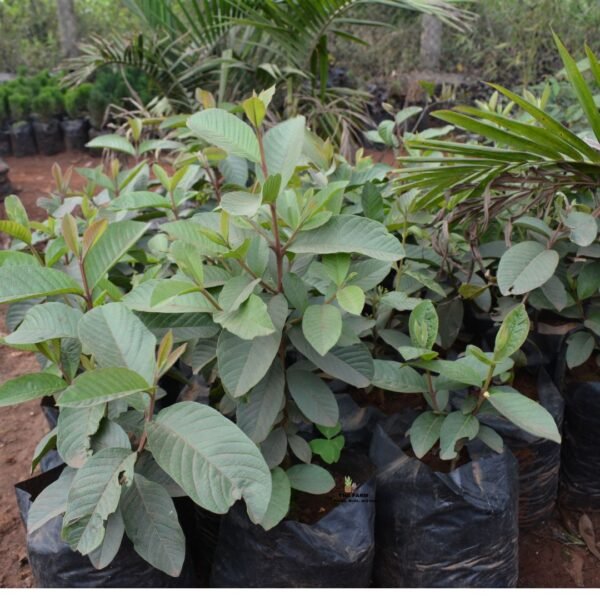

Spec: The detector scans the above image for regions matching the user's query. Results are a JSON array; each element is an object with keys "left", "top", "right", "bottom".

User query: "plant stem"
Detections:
[
  {"left": 270, "top": 204, "right": 284, "bottom": 292},
  {"left": 136, "top": 387, "right": 157, "bottom": 454},
  {"left": 198, "top": 287, "right": 222, "bottom": 311},
  {"left": 425, "top": 371, "right": 440, "bottom": 412},
  {"left": 168, "top": 190, "right": 179, "bottom": 220},
  {"left": 256, "top": 123, "right": 285, "bottom": 290},
  {"left": 242, "top": 216, "right": 271, "bottom": 243},
  {"left": 235, "top": 258, "right": 278, "bottom": 294},
  {"left": 474, "top": 363, "right": 496, "bottom": 414},
  {"left": 78, "top": 258, "right": 94, "bottom": 310},
  {"left": 204, "top": 162, "right": 222, "bottom": 204},
  {"left": 28, "top": 244, "right": 44, "bottom": 266},
  {"left": 256, "top": 126, "right": 269, "bottom": 180}
]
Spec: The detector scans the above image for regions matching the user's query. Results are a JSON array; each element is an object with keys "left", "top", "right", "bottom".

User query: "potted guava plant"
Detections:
[
  {"left": 381, "top": 37, "right": 600, "bottom": 523},
  {"left": 370, "top": 301, "right": 561, "bottom": 586},
  {"left": 114, "top": 90, "right": 405, "bottom": 586},
  {"left": 0, "top": 185, "right": 273, "bottom": 586}
]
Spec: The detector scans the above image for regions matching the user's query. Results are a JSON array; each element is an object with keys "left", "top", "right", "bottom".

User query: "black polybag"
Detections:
[
  {"left": 337, "top": 393, "right": 385, "bottom": 451},
  {"left": 462, "top": 303, "right": 494, "bottom": 345},
  {"left": 38, "top": 397, "right": 62, "bottom": 472},
  {"left": 210, "top": 458, "right": 376, "bottom": 587},
  {"left": 0, "top": 128, "right": 11, "bottom": 156},
  {"left": 41, "top": 396, "right": 58, "bottom": 428},
  {"left": 61, "top": 119, "right": 89, "bottom": 152},
  {"left": 10, "top": 121, "right": 37, "bottom": 157},
  {"left": 14, "top": 465, "right": 197, "bottom": 588},
  {"left": 40, "top": 449, "right": 63, "bottom": 472},
  {"left": 33, "top": 120, "right": 65, "bottom": 156},
  {"left": 0, "top": 157, "right": 11, "bottom": 198},
  {"left": 560, "top": 381, "right": 600, "bottom": 510},
  {"left": 192, "top": 505, "right": 221, "bottom": 586},
  {"left": 529, "top": 329, "right": 566, "bottom": 374},
  {"left": 369, "top": 419, "right": 519, "bottom": 587},
  {"left": 478, "top": 368, "right": 564, "bottom": 527}
]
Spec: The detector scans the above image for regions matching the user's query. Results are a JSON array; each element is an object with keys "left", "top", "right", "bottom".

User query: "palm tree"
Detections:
[{"left": 63, "top": 0, "right": 472, "bottom": 155}]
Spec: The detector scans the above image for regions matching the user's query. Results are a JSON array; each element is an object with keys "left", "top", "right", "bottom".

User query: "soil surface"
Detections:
[
  {"left": 1, "top": 153, "right": 600, "bottom": 587},
  {"left": 288, "top": 472, "right": 349, "bottom": 525},
  {"left": 513, "top": 371, "right": 540, "bottom": 402},
  {"left": 568, "top": 354, "right": 600, "bottom": 384},
  {"left": 0, "top": 304, "right": 44, "bottom": 588},
  {"left": 1, "top": 151, "right": 101, "bottom": 221},
  {"left": 0, "top": 152, "right": 100, "bottom": 588},
  {"left": 519, "top": 510, "right": 600, "bottom": 588}
]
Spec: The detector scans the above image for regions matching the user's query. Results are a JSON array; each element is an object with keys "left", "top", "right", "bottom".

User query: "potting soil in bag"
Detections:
[
  {"left": 560, "top": 381, "right": 600, "bottom": 510},
  {"left": 369, "top": 419, "right": 519, "bottom": 587},
  {"left": 15, "top": 466, "right": 197, "bottom": 588},
  {"left": 61, "top": 119, "right": 89, "bottom": 151},
  {"left": 210, "top": 457, "right": 376, "bottom": 587},
  {"left": 477, "top": 368, "right": 564, "bottom": 527},
  {"left": 33, "top": 120, "right": 64, "bottom": 156},
  {"left": 10, "top": 121, "right": 37, "bottom": 157}
]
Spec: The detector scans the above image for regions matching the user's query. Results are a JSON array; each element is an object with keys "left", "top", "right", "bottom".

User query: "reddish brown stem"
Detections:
[
  {"left": 256, "top": 128, "right": 269, "bottom": 180},
  {"left": 137, "top": 389, "right": 157, "bottom": 454},
  {"left": 270, "top": 204, "right": 284, "bottom": 292},
  {"left": 78, "top": 258, "right": 94, "bottom": 310},
  {"left": 206, "top": 165, "right": 222, "bottom": 204}
]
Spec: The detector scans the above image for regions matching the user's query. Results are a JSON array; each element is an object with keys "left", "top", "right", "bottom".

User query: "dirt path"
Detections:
[
  {"left": 0, "top": 305, "right": 44, "bottom": 588},
  {"left": 2, "top": 151, "right": 101, "bottom": 221},
  {"left": 0, "top": 151, "right": 100, "bottom": 588}
]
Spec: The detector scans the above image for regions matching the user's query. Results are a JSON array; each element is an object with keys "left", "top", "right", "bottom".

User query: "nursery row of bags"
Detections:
[
  {"left": 0, "top": 117, "right": 93, "bottom": 157},
  {"left": 15, "top": 353, "right": 598, "bottom": 587}
]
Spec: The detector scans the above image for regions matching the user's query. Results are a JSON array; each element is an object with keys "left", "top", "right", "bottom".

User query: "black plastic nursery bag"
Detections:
[
  {"left": 0, "top": 129, "right": 11, "bottom": 156},
  {"left": 560, "top": 381, "right": 600, "bottom": 510},
  {"left": 480, "top": 368, "right": 564, "bottom": 527},
  {"left": 15, "top": 466, "right": 196, "bottom": 588},
  {"left": 33, "top": 120, "right": 64, "bottom": 156},
  {"left": 369, "top": 420, "right": 519, "bottom": 587},
  {"left": 61, "top": 119, "right": 89, "bottom": 152},
  {"left": 210, "top": 475, "right": 376, "bottom": 587},
  {"left": 10, "top": 122, "right": 36, "bottom": 157},
  {"left": 337, "top": 393, "right": 385, "bottom": 451}
]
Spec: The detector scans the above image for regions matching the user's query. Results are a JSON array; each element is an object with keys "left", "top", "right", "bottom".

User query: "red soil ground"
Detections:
[{"left": 0, "top": 152, "right": 599, "bottom": 588}]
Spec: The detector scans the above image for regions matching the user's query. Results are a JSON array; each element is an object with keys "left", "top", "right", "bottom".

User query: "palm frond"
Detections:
[{"left": 396, "top": 38, "right": 600, "bottom": 229}]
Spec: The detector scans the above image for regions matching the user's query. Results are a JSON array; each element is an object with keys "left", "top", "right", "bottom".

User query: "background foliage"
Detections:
[
  {"left": 332, "top": 0, "right": 600, "bottom": 89},
  {"left": 0, "top": 0, "right": 139, "bottom": 73}
]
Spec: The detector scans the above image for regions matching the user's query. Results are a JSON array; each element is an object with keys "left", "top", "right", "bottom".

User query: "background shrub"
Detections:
[
  {"left": 32, "top": 86, "right": 65, "bottom": 120},
  {"left": 64, "top": 83, "right": 92, "bottom": 119},
  {"left": 7, "top": 92, "right": 30, "bottom": 122}
]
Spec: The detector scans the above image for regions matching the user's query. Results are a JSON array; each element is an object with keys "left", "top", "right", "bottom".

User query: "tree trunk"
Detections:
[
  {"left": 56, "top": 0, "right": 79, "bottom": 59},
  {"left": 419, "top": 14, "right": 443, "bottom": 71}
]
